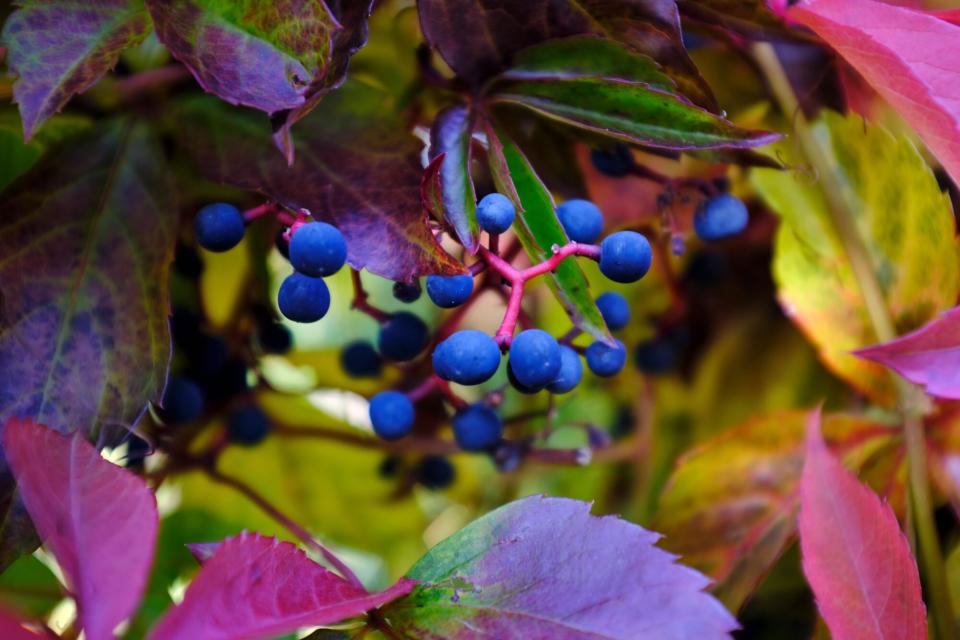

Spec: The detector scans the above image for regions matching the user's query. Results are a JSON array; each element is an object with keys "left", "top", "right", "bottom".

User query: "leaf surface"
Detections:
[
  {"left": 174, "top": 85, "right": 463, "bottom": 280},
  {"left": 790, "top": 0, "right": 960, "bottom": 186},
  {"left": 855, "top": 306, "right": 960, "bottom": 400},
  {"left": 383, "top": 495, "right": 738, "bottom": 639},
  {"left": 145, "top": 0, "right": 340, "bottom": 114},
  {"left": 0, "top": 609, "right": 47, "bottom": 640},
  {"left": 148, "top": 532, "right": 414, "bottom": 640},
  {"left": 1, "top": 0, "right": 150, "bottom": 139},
  {"left": 751, "top": 111, "right": 959, "bottom": 404},
  {"left": 678, "top": 0, "right": 802, "bottom": 40},
  {"left": 484, "top": 122, "right": 611, "bottom": 342},
  {"left": 3, "top": 419, "right": 158, "bottom": 640},
  {"left": 429, "top": 105, "right": 479, "bottom": 252},
  {"left": 799, "top": 409, "right": 927, "bottom": 640}
]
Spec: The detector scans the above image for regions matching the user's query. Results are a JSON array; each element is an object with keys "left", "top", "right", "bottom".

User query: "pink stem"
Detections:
[
  {"left": 406, "top": 376, "right": 439, "bottom": 402},
  {"left": 242, "top": 203, "right": 277, "bottom": 223}
]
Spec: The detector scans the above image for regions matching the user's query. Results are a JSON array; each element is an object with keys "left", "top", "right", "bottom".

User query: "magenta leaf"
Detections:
[
  {"left": 381, "top": 495, "right": 738, "bottom": 639},
  {"left": 145, "top": 0, "right": 341, "bottom": 115},
  {"left": 429, "top": 105, "right": 479, "bottom": 253},
  {"left": 799, "top": 410, "right": 927, "bottom": 639},
  {"left": 2, "top": 418, "right": 158, "bottom": 640},
  {"left": 174, "top": 84, "right": 464, "bottom": 281},
  {"left": 0, "top": 608, "right": 49, "bottom": 640},
  {"left": 148, "top": 532, "right": 415, "bottom": 640},
  {"left": 790, "top": 0, "right": 960, "bottom": 186},
  {"left": 854, "top": 307, "right": 960, "bottom": 400},
  {"left": 0, "top": 0, "right": 150, "bottom": 139}
]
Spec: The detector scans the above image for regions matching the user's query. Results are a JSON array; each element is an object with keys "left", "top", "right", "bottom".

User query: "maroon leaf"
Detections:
[
  {"left": 790, "top": 0, "right": 960, "bottom": 186},
  {"left": 145, "top": 0, "right": 341, "bottom": 115},
  {"left": 420, "top": 153, "right": 446, "bottom": 223},
  {"left": 0, "top": 0, "right": 150, "bottom": 139},
  {"left": 417, "top": 0, "right": 717, "bottom": 109},
  {"left": 429, "top": 105, "right": 479, "bottom": 253},
  {"left": 148, "top": 532, "right": 415, "bottom": 640},
  {"left": 799, "top": 409, "right": 927, "bottom": 640},
  {"left": 854, "top": 307, "right": 960, "bottom": 400},
  {"left": 175, "top": 85, "right": 464, "bottom": 280},
  {"left": 677, "top": 0, "right": 806, "bottom": 40},
  {"left": 271, "top": 0, "right": 376, "bottom": 164},
  {"left": 2, "top": 418, "right": 158, "bottom": 640},
  {"left": 382, "top": 495, "right": 738, "bottom": 639}
]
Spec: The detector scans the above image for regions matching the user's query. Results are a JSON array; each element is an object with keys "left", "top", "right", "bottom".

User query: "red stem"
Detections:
[{"left": 350, "top": 269, "right": 391, "bottom": 322}]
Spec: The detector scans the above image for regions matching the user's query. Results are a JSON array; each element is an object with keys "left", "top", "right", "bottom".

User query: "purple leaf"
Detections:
[
  {"left": 148, "top": 532, "right": 415, "bottom": 640},
  {"left": 1, "top": 0, "right": 150, "bottom": 139},
  {"left": 0, "top": 608, "right": 49, "bottom": 640},
  {"left": 799, "top": 409, "right": 927, "bottom": 639},
  {"left": 186, "top": 541, "right": 221, "bottom": 564},
  {"left": 429, "top": 105, "right": 479, "bottom": 253},
  {"left": 854, "top": 307, "right": 960, "bottom": 400},
  {"left": 417, "top": 0, "right": 717, "bottom": 109},
  {"left": 3, "top": 419, "right": 158, "bottom": 640},
  {"left": 382, "top": 495, "right": 738, "bottom": 639},
  {"left": 175, "top": 85, "right": 464, "bottom": 281},
  {"left": 145, "top": 0, "right": 341, "bottom": 115}
]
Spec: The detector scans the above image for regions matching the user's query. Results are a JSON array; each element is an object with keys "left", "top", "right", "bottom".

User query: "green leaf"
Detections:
[
  {"left": 483, "top": 121, "right": 612, "bottom": 342},
  {"left": 429, "top": 105, "right": 480, "bottom": 253},
  {"left": 751, "top": 112, "right": 960, "bottom": 404},
  {"left": 490, "top": 38, "right": 780, "bottom": 151},
  {"left": 1, "top": 0, "right": 150, "bottom": 139},
  {"left": 654, "top": 411, "right": 895, "bottom": 611},
  {"left": 0, "top": 553, "right": 63, "bottom": 619}
]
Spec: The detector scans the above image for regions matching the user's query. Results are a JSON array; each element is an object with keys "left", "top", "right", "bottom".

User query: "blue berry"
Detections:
[
  {"left": 426, "top": 274, "right": 474, "bottom": 308},
  {"left": 694, "top": 194, "right": 748, "bottom": 240},
  {"left": 289, "top": 222, "right": 347, "bottom": 277},
  {"left": 452, "top": 404, "right": 502, "bottom": 451},
  {"left": 585, "top": 339, "right": 627, "bottom": 377},
  {"left": 369, "top": 391, "right": 414, "bottom": 440},
  {"left": 259, "top": 322, "right": 292, "bottom": 354},
  {"left": 417, "top": 455, "right": 455, "bottom": 489},
  {"left": 161, "top": 377, "right": 204, "bottom": 424},
  {"left": 477, "top": 193, "right": 515, "bottom": 234},
  {"left": 393, "top": 280, "right": 422, "bottom": 303},
  {"left": 635, "top": 338, "right": 676, "bottom": 374},
  {"left": 341, "top": 341, "right": 383, "bottom": 378},
  {"left": 590, "top": 146, "right": 633, "bottom": 178},
  {"left": 547, "top": 345, "right": 583, "bottom": 394},
  {"left": 195, "top": 203, "right": 245, "bottom": 252},
  {"left": 557, "top": 199, "right": 603, "bottom": 243},
  {"left": 508, "top": 362, "right": 544, "bottom": 394},
  {"left": 599, "top": 231, "right": 652, "bottom": 283},
  {"left": 278, "top": 273, "right": 330, "bottom": 323},
  {"left": 227, "top": 405, "right": 270, "bottom": 445},
  {"left": 509, "top": 329, "right": 561, "bottom": 389},
  {"left": 595, "top": 292, "right": 630, "bottom": 331},
  {"left": 378, "top": 312, "right": 429, "bottom": 361},
  {"left": 432, "top": 330, "right": 501, "bottom": 385}
]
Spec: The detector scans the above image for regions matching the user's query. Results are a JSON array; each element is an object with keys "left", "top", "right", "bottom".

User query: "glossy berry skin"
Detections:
[
  {"left": 477, "top": 193, "right": 516, "bottom": 234},
  {"left": 557, "top": 199, "right": 603, "bottom": 244},
  {"left": 393, "top": 280, "right": 422, "bottom": 303},
  {"left": 227, "top": 405, "right": 271, "bottom": 446},
  {"left": 433, "top": 330, "right": 501, "bottom": 385},
  {"left": 509, "top": 329, "right": 562, "bottom": 389},
  {"left": 369, "top": 391, "right": 414, "bottom": 440},
  {"left": 635, "top": 338, "right": 676, "bottom": 374},
  {"left": 378, "top": 312, "right": 429, "bottom": 361},
  {"left": 195, "top": 203, "right": 245, "bottom": 252},
  {"left": 694, "top": 194, "right": 748, "bottom": 240},
  {"left": 289, "top": 222, "right": 347, "bottom": 276},
  {"left": 590, "top": 146, "right": 633, "bottom": 178},
  {"left": 161, "top": 377, "right": 204, "bottom": 424},
  {"left": 595, "top": 291, "right": 630, "bottom": 331},
  {"left": 547, "top": 345, "right": 583, "bottom": 394},
  {"left": 507, "top": 362, "right": 543, "bottom": 394},
  {"left": 278, "top": 273, "right": 330, "bottom": 323},
  {"left": 599, "top": 231, "right": 652, "bottom": 283},
  {"left": 452, "top": 404, "right": 502, "bottom": 451},
  {"left": 341, "top": 341, "right": 383, "bottom": 378},
  {"left": 586, "top": 339, "right": 627, "bottom": 377},
  {"left": 417, "top": 455, "right": 455, "bottom": 490},
  {"left": 426, "top": 274, "right": 474, "bottom": 308}
]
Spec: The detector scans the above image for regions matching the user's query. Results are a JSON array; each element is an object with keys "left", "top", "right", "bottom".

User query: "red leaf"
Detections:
[
  {"left": 798, "top": 409, "right": 927, "bottom": 640},
  {"left": 854, "top": 307, "right": 960, "bottom": 400},
  {"left": 0, "top": 608, "right": 48, "bottom": 640},
  {"left": 148, "top": 532, "right": 415, "bottom": 640},
  {"left": 2, "top": 419, "right": 158, "bottom": 640},
  {"left": 790, "top": 0, "right": 960, "bottom": 185}
]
